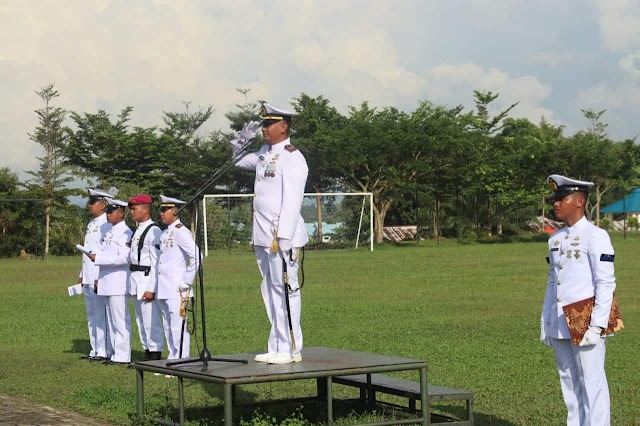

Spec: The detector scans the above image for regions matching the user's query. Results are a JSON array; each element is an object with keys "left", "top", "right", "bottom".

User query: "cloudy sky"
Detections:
[{"left": 2, "top": 0, "right": 640, "bottom": 179}]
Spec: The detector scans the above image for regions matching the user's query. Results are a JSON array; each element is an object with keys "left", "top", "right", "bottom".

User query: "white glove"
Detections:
[
  {"left": 239, "top": 121, "right": 259, "bottom": 142},
  {"left": 278, "top": 238, "right": 293, "bottom": 258},
  {"left": 540, "top": 321, "right": 551, "bottom": 347},
  {"left": 178, "top": 282, "right": 191, "bottom": 292},
  {"left": 579, "top": 326, "right": 603, "bottom": 347},
  {"left": 230, "top": 121, "right": 259, "bottom": 154}
]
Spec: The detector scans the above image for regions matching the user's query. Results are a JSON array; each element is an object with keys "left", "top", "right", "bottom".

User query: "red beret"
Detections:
[{"left": 128, "top": 194, "right": 153, "bottom": 207}]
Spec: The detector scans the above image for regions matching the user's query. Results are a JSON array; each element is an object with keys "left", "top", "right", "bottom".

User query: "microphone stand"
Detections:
[{"left": 166, "top": 138, "right": 260, "bottom": 368}]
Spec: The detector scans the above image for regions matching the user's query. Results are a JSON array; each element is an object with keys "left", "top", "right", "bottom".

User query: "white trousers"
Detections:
[
  {"left": 83, "top": 284, "right": 109, "bottom": 358},
  {"left": 255, "top": 246, "right": 302, "bottom": 355},
  {"left": 552, "top": 338, "right": 610, "bottom": 426},
  {"left": 158, "top": 297, "right": 190, "bottom": 359},
  {"left": 133, "top": 298, "right": 164, "bottom": 352},
  {"left": 104, "top": 294, "right": 131, "bottom": 362}
]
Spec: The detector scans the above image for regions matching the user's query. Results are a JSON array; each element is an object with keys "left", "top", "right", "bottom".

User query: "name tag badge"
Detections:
[
  {"left": 550, "top": 248, "right": 559, "bottom": 252},
  {"left": 600, "top": 254, "right": 615, "bottom": 262}
]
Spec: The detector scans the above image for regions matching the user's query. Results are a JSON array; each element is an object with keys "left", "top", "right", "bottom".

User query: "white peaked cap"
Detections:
[
  {"left": 261, "top": 103, "right": 298, "bottom": 119},
  {"left": 160, "top": 195, "right": 186, "bottom": 206},
  {"left": 88, "top": 188, "right": 113, "bottom": 198},
  {"left": 104, "top": 197, "right": 128, "bottom": 208}
]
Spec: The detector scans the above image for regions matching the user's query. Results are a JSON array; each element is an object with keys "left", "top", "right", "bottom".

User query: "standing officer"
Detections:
[
  {"left": 232, "top": 103, "right": 309, "bottom": 364},
  {"left": 89, "top": 198, "right": 133, "bottom": 365},
  {"left": 128, "top": 194, "right": 164, "bottom": 361},
  {"left": 157, "top": 195, "right": 199, "bottom": 360},
  {"left": 540, "top": 174, "right": 616, "bottom": 425},
  {"left": 77, "top": 188, "right": 112, "bottom": 361}
]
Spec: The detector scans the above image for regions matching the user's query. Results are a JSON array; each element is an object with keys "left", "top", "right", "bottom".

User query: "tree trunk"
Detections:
[
  {"left": 316, "top": 194, "right": 323, "bottom": 242},
  {"left": 372, "top": 198, "right": 393, "bottom": 244},
  {"left": 433, "top": 196, "right": 440, "bottom": 244},
  {"left": 44, "top": 202, "right": 50, "bottom": 257}
]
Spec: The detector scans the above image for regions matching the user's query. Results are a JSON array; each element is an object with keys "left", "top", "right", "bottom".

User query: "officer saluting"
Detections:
[
  {"left": 128, "top": 194, "right": 164, "bottom": 361},
  {"left": 90, "top": 198, "right": 133, "bottom": 365},
  {"left": 232, "top": 103, "right": 309, "bottom": 364},
  {"left": 540, "top": 174, "right": 617, "bottom": 425},
  {"left": 78, "top": 188, "right": 112, "bottom": 361},
  {"left": 157, "top": 195, "right": 200, "bottom": 360}
]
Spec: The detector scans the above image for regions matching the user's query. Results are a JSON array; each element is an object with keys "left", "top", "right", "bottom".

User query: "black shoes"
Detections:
[{"left": 102, "top": 360, "right": 130, "bottom": 366}]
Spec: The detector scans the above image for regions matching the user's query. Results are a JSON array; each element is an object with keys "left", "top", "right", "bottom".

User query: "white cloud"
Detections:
[
  {"left": 426, "top": 63, "right": 554, "bottom": 123},
  {"left": 593, "top": 0, "right": 640, "bottom": 53},
  {"left": 619, "top": 52, "right": 640, "bottom": 78},
  {"left": 1, "top": 0, "right": 639, "bottom": 179}
]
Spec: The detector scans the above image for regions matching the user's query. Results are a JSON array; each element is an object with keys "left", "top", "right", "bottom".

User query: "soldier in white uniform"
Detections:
[
  {"left": 540, "top": 174, "right": 616, "bottom": 426},
  {"left": 128, "top": 194, "right": 165, "bottom": 361},
  {"left": 89, "top": 198, "right": 133, "bottom": 365},
  {"left": 157, "top": 195, "right": 199, "bottom": 360},
  {"left": 77, "top": 188, "right": 112, "bottom": 361},
  {"left": 232, "top": 103, "right": 309, "bottom": 364}
]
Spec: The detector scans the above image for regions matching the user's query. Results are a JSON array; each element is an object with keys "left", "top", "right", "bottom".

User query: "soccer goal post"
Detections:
[{"left": 202, "top": 192, "right": 373, "bottom": 256}]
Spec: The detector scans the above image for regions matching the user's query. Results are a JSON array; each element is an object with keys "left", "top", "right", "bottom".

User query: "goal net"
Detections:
[{"left": 202, "top": 192, "right": 373, "bottom": 256}]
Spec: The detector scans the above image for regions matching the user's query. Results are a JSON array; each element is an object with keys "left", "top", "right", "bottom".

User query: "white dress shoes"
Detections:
[
  {"left": 254, "top": 352, "right": 276, "bottom": 362},
  {"left": 267, "top": 352, "right": 302, "bottom": 364}
]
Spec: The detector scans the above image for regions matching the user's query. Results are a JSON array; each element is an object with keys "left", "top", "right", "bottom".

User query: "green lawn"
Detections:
[{"left": 0, "top": 235, "right": 638, "bottom": 425}]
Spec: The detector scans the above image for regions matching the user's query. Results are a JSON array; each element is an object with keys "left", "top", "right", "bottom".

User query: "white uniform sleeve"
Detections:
[
  {"left": 176, "top": 227, "right": 200, "bottom": 285},
  {"left": 588, "top": 230, "right": 616, "bottom": 328},
  {"left": 235, "top": 151, "right": 261, "bottom": 171},
  {"left": 147, "top": 227, "right": 162, "bottom": 293},
  {"left": 277, "top": 151, "right": 308, "bottom": 241},
  {"left": 541, "top": 247, "right": 555, "bottom": 324}
]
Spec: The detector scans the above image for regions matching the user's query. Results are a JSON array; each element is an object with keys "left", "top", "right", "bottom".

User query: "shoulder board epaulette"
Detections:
[
  {"left": 284, "top": 144, "right": 298, "bottom": 152},
  {"left": 176, "top": 224, "right": 183, "bottom": 228}
]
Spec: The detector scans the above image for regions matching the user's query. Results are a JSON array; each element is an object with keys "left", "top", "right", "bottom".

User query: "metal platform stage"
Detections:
[{"left": 134, "top": 346, "right": 429, "bottom": 426}]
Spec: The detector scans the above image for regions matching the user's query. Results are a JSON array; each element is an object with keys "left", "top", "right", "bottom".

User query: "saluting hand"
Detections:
[{"left": 239, "top": 121, "right": 259, "bottom": 142}]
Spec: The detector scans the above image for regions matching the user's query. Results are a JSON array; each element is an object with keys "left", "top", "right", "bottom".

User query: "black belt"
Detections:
[{"left": 129, "top": 264, "right": 151, "bottom": 275}]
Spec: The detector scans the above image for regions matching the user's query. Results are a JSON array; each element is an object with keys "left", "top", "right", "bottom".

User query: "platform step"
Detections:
[
  {"left": 334, "top": 373, "right": 474, "bottom": 425},
  {"left": 334, "top": 374, "right": 472, "bottom": 400}
]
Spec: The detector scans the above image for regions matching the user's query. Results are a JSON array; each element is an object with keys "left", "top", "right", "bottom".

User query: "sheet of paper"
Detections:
[
  {"left": 75, "top": 244, "right": 93, "bottom": 256},
  {"left": 67, "top": 284, "right": 83, "bottom": 296}
]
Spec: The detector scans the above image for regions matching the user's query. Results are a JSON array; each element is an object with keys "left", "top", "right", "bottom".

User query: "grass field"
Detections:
[{"left": 0, "top": 235, "right": 638, "bottom": 425}]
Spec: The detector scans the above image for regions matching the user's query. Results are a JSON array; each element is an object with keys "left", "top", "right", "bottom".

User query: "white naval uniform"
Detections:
[
  {"left": 542, "top": 216, "right": 616, "bottom": 426},
  {"left": 79, "top": 213, "right": 111, "bottom": 358},
  {"left": 129, "top": 219, "right": 164, "bottom": 353},
  {"left": 94, "top": 221, "right": 133, "bottom": 363},
  {"left": 157, "top": 220, "right": 199, "bottom": 359},
  {"left": 236, "top": 139, "right": 309, "bottom": 356}
]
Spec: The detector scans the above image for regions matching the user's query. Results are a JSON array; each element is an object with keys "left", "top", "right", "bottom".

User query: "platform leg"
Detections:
[
  {"left": 366, "top": 373, "right": 374, "bottom": 407},
  {"left": 136, "top": 369, "right": 144, "bottom": 415},
  {"left": 420, "top": 367, "right": 429, "bottom": 426},
  {"left": 224, "top": 384, "right": 233, "bottom": 426},
  {"left": 326, "top": 376, "right": 333, "bottom": 425},
  {"left": 178, "top": 377, "right": 184, "bottom": 425}
]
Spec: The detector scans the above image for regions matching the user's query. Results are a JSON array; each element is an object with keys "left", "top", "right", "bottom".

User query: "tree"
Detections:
[
  {"left": 563, "top": 109, "right": 633, "bottom": 225},
  {"left": 309, "top": 102, "right": 422, "bottom": 243},
  {"left": 291, "top": 93, "right": 345, "bottom": 242},
  {"left": 25, "top": 84, "right": 74, "bottom": 257},
  {"left": 463, "top": 90, "right": 519, "bottom": 238},
  {"left": 409, "top": 101, "right": 468, "bottom": 242}
]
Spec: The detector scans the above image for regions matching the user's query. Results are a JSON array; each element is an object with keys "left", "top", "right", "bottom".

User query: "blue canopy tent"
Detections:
[
  {"left": 601, "top": 187, "right": 640, "bottom": 213},
  {"left": 601, "top": 187, "right": 640, "bottom": 239}
]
